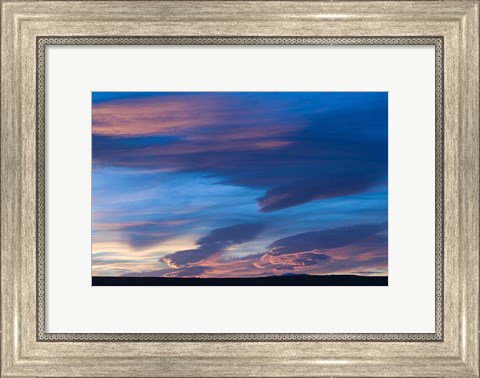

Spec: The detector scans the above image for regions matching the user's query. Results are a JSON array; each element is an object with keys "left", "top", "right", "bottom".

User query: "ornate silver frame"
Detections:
[{"left": 2, "top": 2, "right": 478, "bottom": 376}]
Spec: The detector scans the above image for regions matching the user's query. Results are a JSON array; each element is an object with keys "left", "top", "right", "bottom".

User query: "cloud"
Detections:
[
  {"left": 257, "top": 168, "right": 383, "bottom": 212},
  {"left": 92, "top": 95, "right": 221, "bottom": 137},
  {"left": 124, "top": 221, "right": 180, "bottom": 248},
  {"left": 161, "top": 222, "right": 265, "bottom": 267},
  {"left": 266, "top": 223, "right": 387, "bottom": 256},
  {"left": 93, "top": 92, "right": 388, "bottom": 212},
  {"left": 254, "top": 223, "right": 387, "bottom": 274},
  {"left": 258, "top": 252, "right": 332, "bottom": 271},
  {"left": 128, "top": 222, "right": 387, "bottom": 278},
  {"left": 92, "top": 93, "right": 303, "bottom": 138},
  {"left": 286, "top": 252, "right": 331, "bottom": 266},
  {"left": 125, "top": 265, "right": 209, "bottom": 278},
  {"left": 93, "top": 219, "right": 193, "bottom": 249}
]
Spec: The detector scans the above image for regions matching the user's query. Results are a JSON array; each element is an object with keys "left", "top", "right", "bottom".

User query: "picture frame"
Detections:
[{"left": 1, "top": 1, "right": 478, "bottom": 376}]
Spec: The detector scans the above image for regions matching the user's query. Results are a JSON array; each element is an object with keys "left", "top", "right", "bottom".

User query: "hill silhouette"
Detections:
[{"left": 92, "top": 274, "right": 387, "bottom": 286}]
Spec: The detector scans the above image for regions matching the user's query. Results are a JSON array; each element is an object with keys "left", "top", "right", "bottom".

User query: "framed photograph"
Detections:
[{"left": 1, "top": 1, "right": 478, "bottom": 377}]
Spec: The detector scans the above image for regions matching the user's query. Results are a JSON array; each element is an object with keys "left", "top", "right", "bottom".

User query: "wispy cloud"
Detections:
[
  {"left": 93, "top": 92, "right": 387, "bottom": 213},
  {"left": 162, "top": 222, "right": 265, "bottom": 268},
  {"left": 122, "top": 222, "right": 387, "bottom": 278}
]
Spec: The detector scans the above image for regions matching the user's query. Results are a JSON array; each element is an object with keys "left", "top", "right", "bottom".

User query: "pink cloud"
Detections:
[{"left": 93, "top": 94, "right": 303, "bottom": 140}]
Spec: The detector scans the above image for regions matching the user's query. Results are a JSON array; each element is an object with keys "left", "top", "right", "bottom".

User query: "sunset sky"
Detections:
[{"left": 92, "top": 92, "right": 388, "bottom": 278}]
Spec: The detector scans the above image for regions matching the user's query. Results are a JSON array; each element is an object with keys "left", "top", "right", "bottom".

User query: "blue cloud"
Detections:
[{"left": 162, "top": 222, "right": 265, "bottom": 267}]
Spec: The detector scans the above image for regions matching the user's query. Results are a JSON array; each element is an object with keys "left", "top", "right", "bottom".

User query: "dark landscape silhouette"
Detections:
[{"left": 92, "top": 274, "right": 387, "bottom": 286}]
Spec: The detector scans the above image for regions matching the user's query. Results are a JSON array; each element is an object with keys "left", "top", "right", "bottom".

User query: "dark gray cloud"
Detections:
[
  {"left": 289, "top": 252, "right": 331, "bottom": 266},
  {"left": 161, "top": 222, "right": 265, "bottom": 267},
  {"left": 268, "top": 223, "right": 387, "bottom": 256},
  {"left": 257, "top": 168, "right": 383, "bottom": 212}
]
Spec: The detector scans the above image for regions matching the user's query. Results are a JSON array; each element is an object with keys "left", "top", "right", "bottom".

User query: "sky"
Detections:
[{"left": 92, "top": 92, "right": 388, "bottom": 278}]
